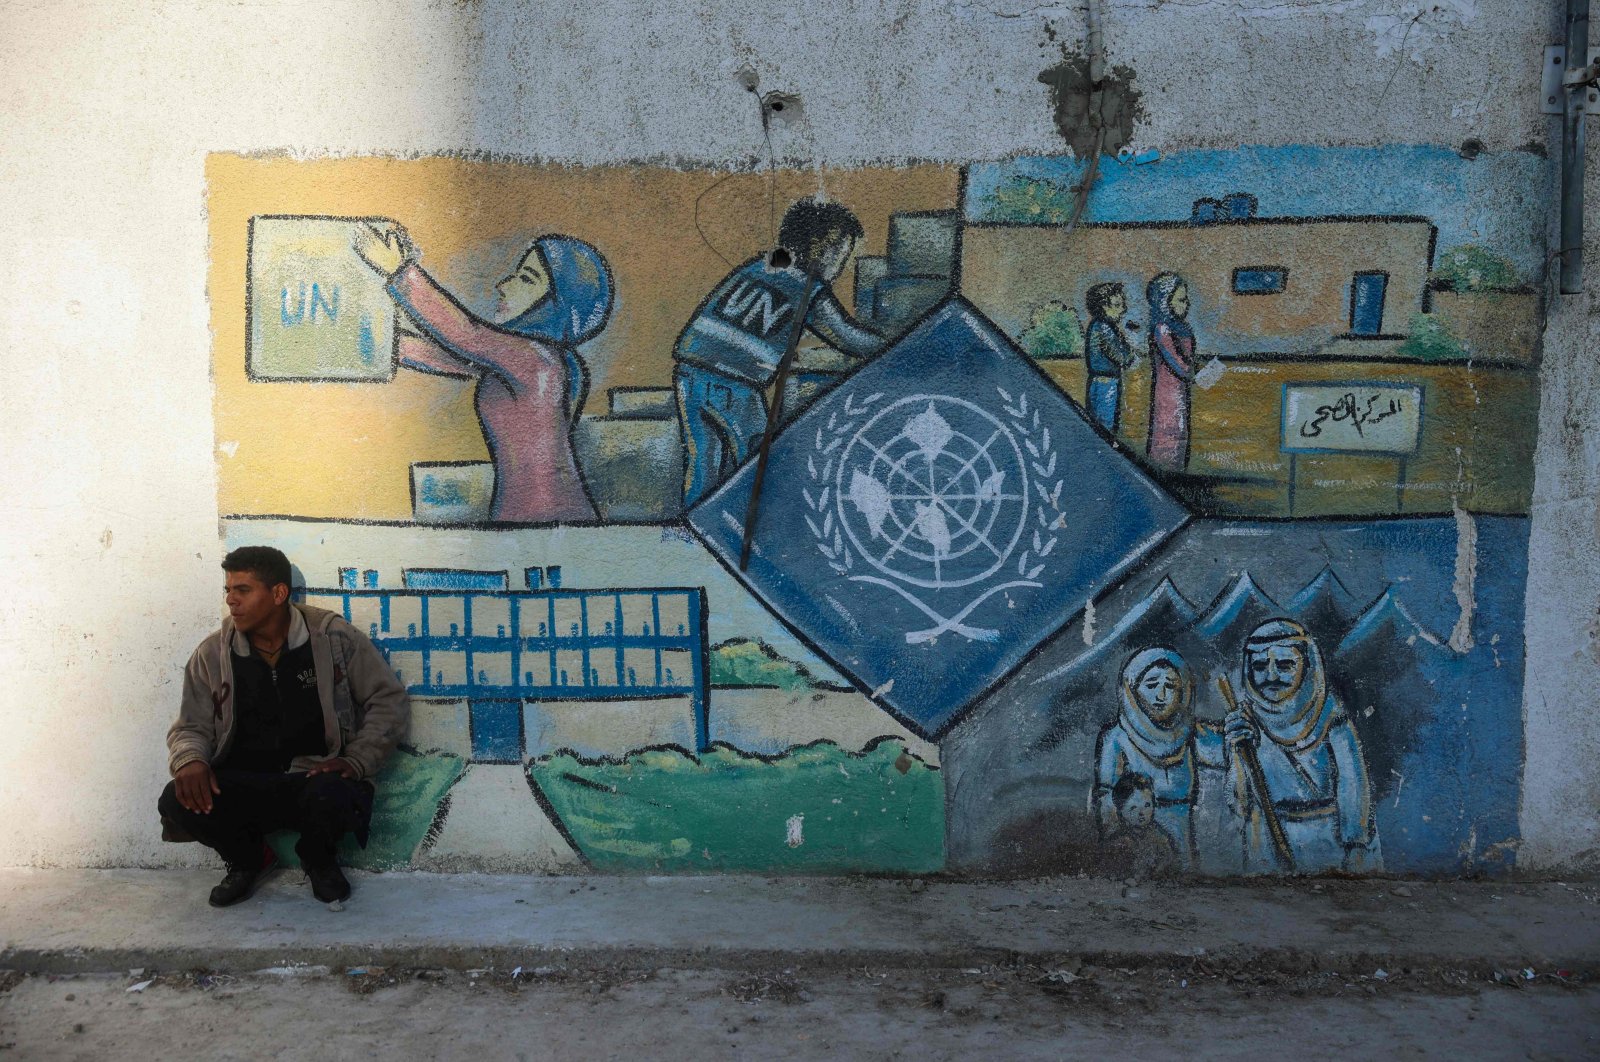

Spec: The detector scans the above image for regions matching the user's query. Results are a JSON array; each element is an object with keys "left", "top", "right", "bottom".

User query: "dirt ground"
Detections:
[{"left": 0, "top": 960, "right": 1593, "bottom": 1060}]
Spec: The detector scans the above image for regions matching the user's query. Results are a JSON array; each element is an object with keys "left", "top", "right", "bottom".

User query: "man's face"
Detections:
[
  {"left": 817, "top": 234, "right": 859, "bottom": 283},
  {"left": 1105, "top": 293, "right": 1127, "bottom": 321},
  {"left": 225, "top": 570, "right": 288, "bottom": 635},
  {"left": 1248, "top": 644, "right": 1307, "bottom": 703}
]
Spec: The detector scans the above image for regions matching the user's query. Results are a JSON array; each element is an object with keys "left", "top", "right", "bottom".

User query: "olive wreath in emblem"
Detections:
[{"left": 805, "top": 389, "right": 1062, "bottom": 645}]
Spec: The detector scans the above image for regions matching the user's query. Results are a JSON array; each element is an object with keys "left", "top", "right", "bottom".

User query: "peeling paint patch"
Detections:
[
  {"left": 1368, "top": 1, "right": 1478, "bottom": 64},
  {"left": 1449, "top": 504, "right": 1477, "bottom": 653},
  {"left": 785, "top": 813, "right": 805, "bottom": 847}
]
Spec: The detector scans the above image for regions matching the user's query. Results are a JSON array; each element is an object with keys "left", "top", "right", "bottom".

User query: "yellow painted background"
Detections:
[{"left": 207, "top": 154, "right": 960, "bottom": 519}]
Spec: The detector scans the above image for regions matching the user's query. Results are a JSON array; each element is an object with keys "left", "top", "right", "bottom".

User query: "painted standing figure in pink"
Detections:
[
  {"left": 354, "top": 223, "right": 610, "bottom": 523},
  {"left": 1145, "top": 272, "right": 1196, "bottom": 471}
]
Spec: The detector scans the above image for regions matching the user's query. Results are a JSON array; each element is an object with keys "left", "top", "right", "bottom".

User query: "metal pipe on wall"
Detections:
[{"left": 1562, "top": 0, "right": 1590, "bottom": 294}]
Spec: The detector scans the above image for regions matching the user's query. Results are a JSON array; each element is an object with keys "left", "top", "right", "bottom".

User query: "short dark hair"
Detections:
[
  {"left": 222, "top": 546, "right": 292, "bottom": 590},
  {"left": 1111, "top": 772, "right": 1154, "bottom": 809},
  {"left": 778, "top": 199, "right": 866, "bottom": 272},
  {"left": 1085, "top": 282, "right": 1125, "bottom": 319}
]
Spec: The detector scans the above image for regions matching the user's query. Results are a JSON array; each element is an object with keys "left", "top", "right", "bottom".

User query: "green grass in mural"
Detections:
[
  {"left": 709, "top": 638, "right": 847, "bottom": 690},
  {"left": 1397, "top": 312, "right": 1468, "bottom": 362},
  {"left": 267, "top": 747, "right": 466, "bottom": 870},
  {"left": 528, "top": 738, "right": 944, "bottom": 873},
  {"left": 1431, "top": 245, "right": 1521, "bottom": 292},
  {"left": 1020, "top": 305, "right": 1084, "bottom": 360},
  {"left": 981, "top": 175, "right": 1078, "bottom": 224}
]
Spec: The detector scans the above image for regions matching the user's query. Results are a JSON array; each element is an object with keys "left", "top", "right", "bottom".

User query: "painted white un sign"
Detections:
[{"left": 1281, "top": 382, "right": 1423, "bottom": 456}]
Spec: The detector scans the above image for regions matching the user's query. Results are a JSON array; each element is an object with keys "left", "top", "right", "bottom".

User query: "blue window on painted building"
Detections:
[
  {"left": 1232, "top": 267, "right": 1287, "bottom": 295},
  {"left": 1349, "top": 271, "right": 1389, "bottom": 335}
]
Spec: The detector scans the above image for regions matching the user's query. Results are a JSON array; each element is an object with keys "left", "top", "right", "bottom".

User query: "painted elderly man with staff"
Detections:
[{"left": 1217, "top": 618, "right": 1380, "bottom": 875}]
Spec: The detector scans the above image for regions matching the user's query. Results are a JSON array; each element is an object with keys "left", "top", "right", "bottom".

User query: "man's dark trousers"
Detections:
[{"left": 158, "top": 769, "right": 372, "bottom": 870}]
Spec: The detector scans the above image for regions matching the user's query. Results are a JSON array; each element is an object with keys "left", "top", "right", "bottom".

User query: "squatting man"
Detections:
[{"left": 159, "top": 547, "right": 410, "bottom": 906}]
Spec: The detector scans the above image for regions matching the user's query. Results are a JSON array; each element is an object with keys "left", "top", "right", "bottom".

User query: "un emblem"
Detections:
[{"left": 807, "top": 390, "right": 1060, "bottom": 644}]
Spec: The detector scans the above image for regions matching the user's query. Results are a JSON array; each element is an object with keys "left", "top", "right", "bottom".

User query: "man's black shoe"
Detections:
[
  {"left": 208, "top": 860, "right": 273, "bottom": 908},
  {"left": 305, "top": 861, "right": 351, "bottom": 903}
]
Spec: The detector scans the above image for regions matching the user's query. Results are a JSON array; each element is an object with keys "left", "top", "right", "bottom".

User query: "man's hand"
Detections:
[
  {"left": 305, "top": 757, "right": 359, "bottom": 780},
  {"left": 174, "top": 761, "right": 220, "bottom": 814},
  {"left": 1224, "top": 707, "right": 1258, "bottom": 750}
]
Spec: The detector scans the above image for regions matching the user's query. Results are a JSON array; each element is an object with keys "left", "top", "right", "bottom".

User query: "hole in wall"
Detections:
[{"left": 760, "top": 91, "right": 804, "bottom": 127}]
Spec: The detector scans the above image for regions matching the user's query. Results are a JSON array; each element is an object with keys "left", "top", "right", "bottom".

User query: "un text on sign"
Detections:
[
  {"left": 247, "top": 215, "right": 398, "bottom": 381},
  {"left": 1281, "top": 382, "right": 1423, "bottom": 456}
]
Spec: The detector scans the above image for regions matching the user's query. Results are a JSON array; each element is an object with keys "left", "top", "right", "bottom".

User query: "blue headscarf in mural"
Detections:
[
  {"left": 1117, "top": 646, "right": 1195, "bottom": 768},
  {"left": 1145, "top": 271, "right": 1194, "bottom": 342},
  {"left": 501, "top": 235, "right": 614, "bottom": 347},
  {"left": 500, "top": 235, "right": 613, "bottom": 414}
]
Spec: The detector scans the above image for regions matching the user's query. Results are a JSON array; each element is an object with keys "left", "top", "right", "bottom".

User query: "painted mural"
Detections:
[{"left": 207, "top": 141, "right": 1546, "bottom": 877}]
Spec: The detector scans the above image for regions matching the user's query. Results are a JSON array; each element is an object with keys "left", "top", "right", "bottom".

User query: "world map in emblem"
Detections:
[
  {"left": 690, "top": 297, "right": 1191, "bottom": 735},
  {"left": 833, "top": 395, "right": 1030, "bottom": 590}
]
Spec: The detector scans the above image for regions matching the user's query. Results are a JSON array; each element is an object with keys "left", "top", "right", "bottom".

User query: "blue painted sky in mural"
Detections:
[
  {"left": 966, "top": 145, "right": 1552, "bottom": 281},
  {"left": 688, "top": 298, "right": 1190, "bottom": 739}
]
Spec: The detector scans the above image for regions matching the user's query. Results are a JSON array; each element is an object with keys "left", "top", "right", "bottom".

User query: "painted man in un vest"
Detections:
[
  {"left": 1226, "top": 618, "right": 1381, "bottom": 874},
  {"left": 673, "top": 198, "right": 886, "bottom": 506}
]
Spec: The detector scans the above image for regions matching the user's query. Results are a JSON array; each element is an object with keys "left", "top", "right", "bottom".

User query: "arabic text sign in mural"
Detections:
[
  {"left": 1281, "top": 382, "right": 1423, "bottom": 455},
  {"left": 247, "top": 215, "right": 398, "bottom": 381}
]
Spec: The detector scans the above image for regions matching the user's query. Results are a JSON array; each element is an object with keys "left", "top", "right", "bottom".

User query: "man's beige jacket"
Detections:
[{"left": 167, "top": 603, "right": 410, "bottom": 781}]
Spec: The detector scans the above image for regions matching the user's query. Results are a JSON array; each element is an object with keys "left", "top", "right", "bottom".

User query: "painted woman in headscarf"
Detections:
[
  {"left": 1144, "top": 272, "right": 1196, "bottom": 470},
  {"left": 1092, "top": 647, "right": 1224, "bottom": 870},
  {"left": 353, "top": 223, "right": 610, "bottom": 523},
  {"left": 1223, "top": 618, "right": 1380, "bottom": 874}
]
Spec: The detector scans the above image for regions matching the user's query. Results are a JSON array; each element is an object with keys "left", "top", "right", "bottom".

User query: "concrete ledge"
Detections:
[{"left": 1, "top": 869, "right": 1596, "bottom": 976}]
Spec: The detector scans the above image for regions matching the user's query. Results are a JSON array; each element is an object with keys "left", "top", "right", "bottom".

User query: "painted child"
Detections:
[
  {"left": 1083, "top": 282, "right": 1135, "bottom": 435},
  {"left": 1101, "top": 772, "right": 1180, "bottom": 879}
]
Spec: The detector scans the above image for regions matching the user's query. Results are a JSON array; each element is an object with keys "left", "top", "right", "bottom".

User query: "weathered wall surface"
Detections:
[{"left": 1, "top": 0, "right": 1594, "bottom": 877}]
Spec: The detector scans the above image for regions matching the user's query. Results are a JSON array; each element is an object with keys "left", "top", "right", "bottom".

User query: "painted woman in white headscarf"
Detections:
[
  {"left": 1224, "top": 619, "right": 1380, "bottom": 874},
  {"left": 1093, "top": 648, "right": 1223, "bottom": 870}
]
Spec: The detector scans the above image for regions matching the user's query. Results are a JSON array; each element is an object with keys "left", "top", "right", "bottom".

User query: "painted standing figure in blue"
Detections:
[
  {"left": 1093, "top": 647, "right": 1223, "bottom": 870},
  {"left": 1083, "top": 282, "right": 1136, "bottom": 435},
  {"left": 1224, "top": 618, "right": 1380, "bottom": 874},
  {"left": 673, "top": 199, "right": 887, "bottom": 506}
]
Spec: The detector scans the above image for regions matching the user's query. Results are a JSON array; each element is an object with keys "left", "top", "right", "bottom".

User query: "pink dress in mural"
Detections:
[
  {"left": 1147, "top": 322, "right": 1195, "bottom": 470},
  {"left": 390, "top": 264, "right": 598, "bottom": 523}
]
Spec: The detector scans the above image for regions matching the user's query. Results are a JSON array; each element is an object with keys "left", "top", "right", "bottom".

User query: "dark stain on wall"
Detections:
[{"left": 1038, "top": 47, "right": 1144, "bottom": 157}]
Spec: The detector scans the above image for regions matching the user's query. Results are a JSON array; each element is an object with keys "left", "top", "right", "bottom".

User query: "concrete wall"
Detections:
[{"left": 1, "top": 0, "right": 1593, "bottom": 877}]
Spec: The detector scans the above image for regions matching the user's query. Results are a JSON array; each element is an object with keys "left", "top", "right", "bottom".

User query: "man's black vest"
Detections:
[{"left": 225, "top": 641, "right": 326, "bottom": 772}]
